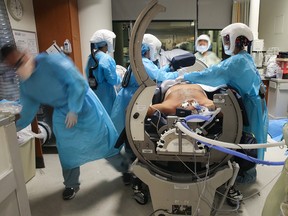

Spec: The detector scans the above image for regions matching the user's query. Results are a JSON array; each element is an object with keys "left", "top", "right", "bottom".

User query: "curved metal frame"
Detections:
[
  {"left": 125, "top": 0, "right": 243, "bottom": 182},
  {"left": 128, "top": 0, "right": 165, "bottom": 87},
  {"left": 126, "top": 0, "right": 165, "bottom": 165}
]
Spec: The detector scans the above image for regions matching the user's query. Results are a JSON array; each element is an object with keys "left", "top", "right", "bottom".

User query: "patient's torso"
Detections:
[{"left": 164, "top": 83, "right": 214, "bottom": 110}]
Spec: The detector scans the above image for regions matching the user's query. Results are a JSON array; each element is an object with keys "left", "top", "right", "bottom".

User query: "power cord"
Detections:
[
  {"left": 175, "top": 151, "right": 219, "bottom": 215},
  {"left": 175, "top": 155, "right": 201, "bottom": 180},
  {"left": 149, "top": 108, "right": 163, "bottom": 133},
  {"left": 193, "top": 152, "right": 211, "bottom": 216},
  {"left": 242, "top": 170, "right": 282, "bottom": 201},
  {"left": 212, "top": 169, "right": 282, "bottom": 213}
]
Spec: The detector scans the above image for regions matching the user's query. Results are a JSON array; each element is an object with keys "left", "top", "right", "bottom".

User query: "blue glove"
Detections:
[{"left": 65, "top": 112, "right": 78, "bottom": 128}]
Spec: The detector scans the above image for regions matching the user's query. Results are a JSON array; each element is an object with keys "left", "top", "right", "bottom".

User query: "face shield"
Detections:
[
  {"left": 222, "top": 34, "right": 233, "bottom": 56},
  {"left": 113, "top": 38, "right": 116, "bottom": 52},
  {"left": 196, "top": 42, "right": 209, "bottom": 54},
  {"left": 143, "top": 33, "right": 162, "bottom": 62},
  {"left": 107, "top": 37, "right": 116, "bottom": 53},
  {"left": 153, "top": 39, "right": 162, "bottom": 62},
  {"left": 222, "top": 34, "right": 230, "bottom": 45},
  {"left": 221, "top": 23, "right": 254, "bottom": 56},
  {"left": 149, "top": 45, "right": 159, "bottom": 62},
  {"left": 94, "top": 41, "right": 107, "bottom": 50}
]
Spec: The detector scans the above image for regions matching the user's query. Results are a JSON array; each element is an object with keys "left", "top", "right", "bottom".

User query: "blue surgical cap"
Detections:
[{"left": 141, "top": 43, "right": 150, "bottom": 56}]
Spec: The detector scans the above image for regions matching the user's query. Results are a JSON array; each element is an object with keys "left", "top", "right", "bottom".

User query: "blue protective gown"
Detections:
[
  {"left": 85, "top": 51, "right": 121, "bottom": 115},
  {"left": 142, "top": 57, "right": 178, "bottom": 83},
  {"left": 183, "top": 50, "right": 268, "bottom": 159},
  {"left": 17, "top": 53, "right": 119, "bottom": 169},
  {"left": 111, "top": 57, "right": 179, "bottom": 134},
  {"left": 110, "top": 73, "right": 138, "bottom": 133}
]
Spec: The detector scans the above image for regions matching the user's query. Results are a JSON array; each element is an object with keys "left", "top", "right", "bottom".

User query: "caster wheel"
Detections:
[{"left": 133, "top": 191, "right": 148, "bottom": 205}]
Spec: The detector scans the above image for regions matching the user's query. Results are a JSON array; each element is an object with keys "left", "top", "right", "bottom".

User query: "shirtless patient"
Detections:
[{"left": 147, "top": 83, "right": 215, "bottom": 116}]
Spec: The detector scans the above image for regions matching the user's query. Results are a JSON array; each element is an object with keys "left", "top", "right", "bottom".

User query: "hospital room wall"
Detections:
[
  {"left": 5, "top": 1, "right": 288, "bottom": 68},
  {"left": 4, "top": 0, "right": 37, "bottom": 36},
  {"left": 5, "top": 0, "right": 36, "bottom": 38},
  {"left": 259, "top": 0, "right": 288, "bottom": 51},
  {"left": 77, "top": 0, "right": 113, "bottom": 74},
  {"left": 5, "top": 0, "right": 83, "bottom": 72},
  {"left": 4, "top": 0, "right": 113, "bottom": 74}
]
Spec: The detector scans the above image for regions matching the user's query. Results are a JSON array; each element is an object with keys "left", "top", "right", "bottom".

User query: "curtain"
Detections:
[{"left": 232, "top": 0, "right": 250, "bottom": 25}]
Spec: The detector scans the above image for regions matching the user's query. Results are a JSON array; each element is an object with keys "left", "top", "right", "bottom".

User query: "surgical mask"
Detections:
[
  {"left": 224, "top": 45, "right": 233, "bottom": 56},
  {"left": 196, "top": 45, "right": 208, "bottom": 54}
]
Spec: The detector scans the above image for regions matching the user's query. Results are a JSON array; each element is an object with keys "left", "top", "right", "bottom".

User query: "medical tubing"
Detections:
[
  {"left": 176, "top": 122, "right": 285, "bottom": 149},
  {"left": 177, "top": 121, "right": 284, "bottom": 165},
  {"left": 205, "top": 143, "right": 284, "bottom": 166},
  {"left": 184, "top": 108, "right": 222, "bottom": 123},
  {"left": 185, "top": 114, "right": 211, "bottom": 122}
]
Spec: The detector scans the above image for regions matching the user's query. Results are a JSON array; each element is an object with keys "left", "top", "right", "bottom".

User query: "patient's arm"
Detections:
[{"left": 147, "top": 100, "right": 179, "bottom": 117}]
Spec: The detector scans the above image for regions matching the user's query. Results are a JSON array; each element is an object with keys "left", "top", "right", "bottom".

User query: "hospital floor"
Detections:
[{"left": 26, "top": 138, "right": 286, "bottom": 216}]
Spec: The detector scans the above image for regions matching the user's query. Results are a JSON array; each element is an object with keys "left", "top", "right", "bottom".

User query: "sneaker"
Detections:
[
  {"left": 62, "top": 187, "right": 79, "bottom": 200},
  {"left": 132, "top": 176, "right": 143, "bottom": 191},
  {"left": 226, "top": 187, "right": 243, "bottom": 207},
  {"left": 122, "top": 172, "right": 132, "bottom": 185}
]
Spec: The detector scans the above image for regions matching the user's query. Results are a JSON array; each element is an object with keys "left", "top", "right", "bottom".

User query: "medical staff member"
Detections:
[
  {"left": 0, "top": 44, "right": 119, "bottom": 200},
  {"left": 194, "top": 34, "right": 221, "bottom": 67},
  {"left": 85, "top": 29, "right": 121, "bottom": 115},
  {"left": 179, "top": 23, "right": 268, "bottom": 160},
  {"left": 109, "top": 34, "right": 179, "bottom": 183},
  {"left": 141, "top": 34, "right": 179, "bottom": 81},
  {"left": 111, "top": 33, "right": 179, "bottom": 134}
]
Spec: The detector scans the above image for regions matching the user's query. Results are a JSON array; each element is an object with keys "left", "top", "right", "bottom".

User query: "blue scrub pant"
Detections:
[{"left": 62, "top": 167, "right": 80, "bottom": 189}]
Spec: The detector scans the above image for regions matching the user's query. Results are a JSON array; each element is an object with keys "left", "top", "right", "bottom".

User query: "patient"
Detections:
[{"left": 147, "top": 83, "right": 216, "bottom": 117}]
